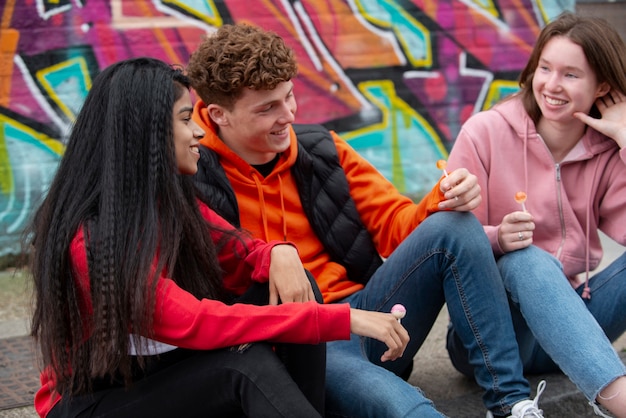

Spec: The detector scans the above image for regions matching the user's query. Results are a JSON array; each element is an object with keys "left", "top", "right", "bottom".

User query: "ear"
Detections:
[
  {"left": 596, "top": 82, "right": 611, "bottom": 98},
  {"left": 207, "top": 104, "right": 229, "bottom": 127}
]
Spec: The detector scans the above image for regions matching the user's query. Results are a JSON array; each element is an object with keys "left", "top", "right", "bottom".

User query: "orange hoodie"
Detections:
[{"left": 194, "top": 101, "right": 446, "bottom": 303}]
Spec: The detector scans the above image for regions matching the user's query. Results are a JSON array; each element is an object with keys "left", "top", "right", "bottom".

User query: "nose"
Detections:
[
  {"left": 278, "top": 103, "right": 296, "bottom": 125},
  {"left": 544, "top": 71, "right": 560, "bottom": 91},
  {"left": 192, "top": 121, "right": 205, "bottom": 138}
]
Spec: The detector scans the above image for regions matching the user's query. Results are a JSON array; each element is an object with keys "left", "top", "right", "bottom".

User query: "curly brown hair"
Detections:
[{"left": 187, "top": 24, "right": 298, "bottom": 110}]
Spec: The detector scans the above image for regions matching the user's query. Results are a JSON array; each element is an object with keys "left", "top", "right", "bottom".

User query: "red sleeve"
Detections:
[
  {"left": 70, "top": 219, "right": 351, "bottom": 349},
  {"left": 152, "top": 278, "right": 350, "bottom": 348},
  {"left": 196, "top": 200, "right": 297, "bottom": 295}
]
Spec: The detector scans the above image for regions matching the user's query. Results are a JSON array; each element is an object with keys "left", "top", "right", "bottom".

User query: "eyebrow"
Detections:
[
  {"left": 177, "top": 106, "right": 193, "bottom": 114},
  {"left": 254, "top": 85, "right": 294, "bottom": 110},
  {"left": 538, "top": 58, "right": 582, "bottom": 72}
]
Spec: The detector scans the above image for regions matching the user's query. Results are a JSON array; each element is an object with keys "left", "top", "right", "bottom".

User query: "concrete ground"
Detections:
[{"left": 0, "top": 233, "right": 624, "bottom": 417}]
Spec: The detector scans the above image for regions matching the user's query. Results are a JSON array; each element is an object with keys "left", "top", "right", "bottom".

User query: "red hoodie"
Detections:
[{"left": 34, "top": 201, "right": 350, "bottom": 417}]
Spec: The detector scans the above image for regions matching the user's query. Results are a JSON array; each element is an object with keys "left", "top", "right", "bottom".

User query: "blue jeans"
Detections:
[
  {"left": 497, "top": 246, "right": 625, "bottom": 401},
  {"left": 325, "top": 212, "right": 530, "bottom": 418}
]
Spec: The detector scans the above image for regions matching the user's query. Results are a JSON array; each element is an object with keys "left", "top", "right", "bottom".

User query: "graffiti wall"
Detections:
[{"left": 0, "top": 0, "right": 573, "bottom": 257}]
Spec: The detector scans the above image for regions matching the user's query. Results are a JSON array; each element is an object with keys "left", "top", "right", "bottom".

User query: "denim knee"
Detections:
[{"left": 497, "top": 246, "right": 563, "bottom": 297}]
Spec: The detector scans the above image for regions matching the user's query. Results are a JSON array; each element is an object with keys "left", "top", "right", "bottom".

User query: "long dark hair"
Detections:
[
  {"left": 28, "top": 57, "right": 227, "bottom": 395},
  {"left": 518, "top": 12, "right": 626, "bottom": 123}
]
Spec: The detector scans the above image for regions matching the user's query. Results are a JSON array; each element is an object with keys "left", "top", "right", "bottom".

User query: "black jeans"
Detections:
[
  {"left": 49, "top": 272, "right": 327, "bottom": 417},
  {"left": 49, "top": 343, "right": 322, "bottom": 417},
  {"left": 236, "top": 270, "right": 327, "bottom": 416}
]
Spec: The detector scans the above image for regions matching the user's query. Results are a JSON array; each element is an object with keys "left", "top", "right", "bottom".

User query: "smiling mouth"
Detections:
[
  {"left": 270, "top": 128, "right": 287, "bottom": 135},
  {"left": 190, "top": 145, "right": 199, "bottom": 154},
  {"left": 544, "top": 95, "right": 567, "bottom": 106}
]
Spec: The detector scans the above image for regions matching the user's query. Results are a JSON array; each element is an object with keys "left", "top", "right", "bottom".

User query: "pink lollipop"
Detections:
[{"left": 391, "top": 304, "right": 406, "bottom": 323}]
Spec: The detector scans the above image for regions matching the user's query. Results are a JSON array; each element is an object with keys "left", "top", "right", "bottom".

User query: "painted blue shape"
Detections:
[
  {"left": 39, "top": 60, "right": 90, "bottom": 118},
  {"left": 341, "top": 84, "right": 444, "bottom": 196},
  {"left": 0, "top": 123, "right": 61, "bottom": 256}
]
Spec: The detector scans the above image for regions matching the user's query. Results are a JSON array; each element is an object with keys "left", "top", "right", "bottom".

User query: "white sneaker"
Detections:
[{"left": 486, "top": 380, "right": 546, "bottom": 417}]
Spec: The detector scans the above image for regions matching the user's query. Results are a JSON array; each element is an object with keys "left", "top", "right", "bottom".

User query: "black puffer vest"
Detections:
[{"left": 193, "top": 124, "right": 382, "bottom": 285}]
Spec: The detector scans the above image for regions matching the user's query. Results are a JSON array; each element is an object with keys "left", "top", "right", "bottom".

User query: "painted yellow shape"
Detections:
[
  {"left": 469, "top": 0, "right": 500, "bottom": 18},
  {"left": 163, "top": 0, "right": 222, "bottom": 26},
  {"left": 0, "top": 115, "right": 64, "bottom": 194},
  {"left": 482, "top": 80, "right": 520, "bottom": 110},
  {"left": 36, "top": 57, "right": 92, "bottom": 121}
]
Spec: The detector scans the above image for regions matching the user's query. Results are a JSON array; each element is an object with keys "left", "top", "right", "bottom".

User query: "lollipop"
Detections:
[
  {"left": 514, "top": 191, "right": 527, "bottom": 212},
  {"left": 436, "top": 159, "right": 449, "bottom": 178},
  {"left": 437, "top": 159, "right": 459, "bottom": 200},
  {"left": 391, "top": 304, "right": 406, "bottom": 323}
]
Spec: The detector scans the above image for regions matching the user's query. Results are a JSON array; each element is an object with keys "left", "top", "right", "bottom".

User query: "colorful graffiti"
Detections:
[{"left": 0, "top": 0, "right": 572, "bottom": 257}]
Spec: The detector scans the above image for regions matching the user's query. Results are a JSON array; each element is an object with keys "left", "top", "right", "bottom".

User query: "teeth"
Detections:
[
  {"left": 545, "top": 96, "right": 567, "bottom": 105},
  {"left": 190, "top": 146, "right": 199, "bottom": 154},
  {"left": 271, "top": 128, "right": 286, "bottom": 135}
]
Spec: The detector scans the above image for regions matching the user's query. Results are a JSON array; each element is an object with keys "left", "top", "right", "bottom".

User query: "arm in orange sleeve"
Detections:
[{"left": 331, "top": 132, "right": 445, "bottom": 257}]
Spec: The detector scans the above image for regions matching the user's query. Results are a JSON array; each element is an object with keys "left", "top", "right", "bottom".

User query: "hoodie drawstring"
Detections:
[
  {"left": 277, "top": 174, "right": 287, "bottom": 241},
  {"left": 523, "top": 121, "right": 529, "bottom": 198},
  {"left": 252, "top": 173, "right": 270, "bottom": 242},
  {"left": 252, "top": 171, "right": 288, "bottom": 242},
  {"left": 581, "top": 157, "right": 603, "bottom": 300}
]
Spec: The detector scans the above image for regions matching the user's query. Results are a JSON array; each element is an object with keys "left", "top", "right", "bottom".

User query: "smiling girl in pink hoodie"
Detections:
[{"left": 447, "top": 12, "right": 626, "bottom": 418}]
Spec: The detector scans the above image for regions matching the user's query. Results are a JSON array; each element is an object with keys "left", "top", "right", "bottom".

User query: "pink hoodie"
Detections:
[{"left": 448, "top": 95, "right": 626, "bottom": 290}]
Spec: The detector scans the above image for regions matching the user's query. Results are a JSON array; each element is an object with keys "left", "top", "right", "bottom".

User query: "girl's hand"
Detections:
[
  {"left": 349, "top": 309, "right": 410, "bottom": 362},
  {"left": 574, "top": 90, "right": 626, "bottom": 149},
  {"left": 497, "top": 211, "right": 535, "bottom": 253}
]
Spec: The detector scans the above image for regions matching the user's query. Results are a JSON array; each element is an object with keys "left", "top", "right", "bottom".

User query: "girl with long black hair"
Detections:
[{"left": 28, "top": 57, "right": 408, "bottom": 418}]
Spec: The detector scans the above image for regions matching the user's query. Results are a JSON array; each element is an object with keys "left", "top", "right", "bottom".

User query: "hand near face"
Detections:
[
  {"left": 497, "top": 211, "right": 535, "bottom": 253},
  {"left": 268, "top": 245, "right": 316, "bottom": 305},
  {"left": 574, "top": 90, "right": 626, "bottom": 149},
  {"left": 438, "top": 168, "right": 482, "bottom": 211},
  {"left": 349, "top": 309, "right": 410, "bottom": 362}
]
